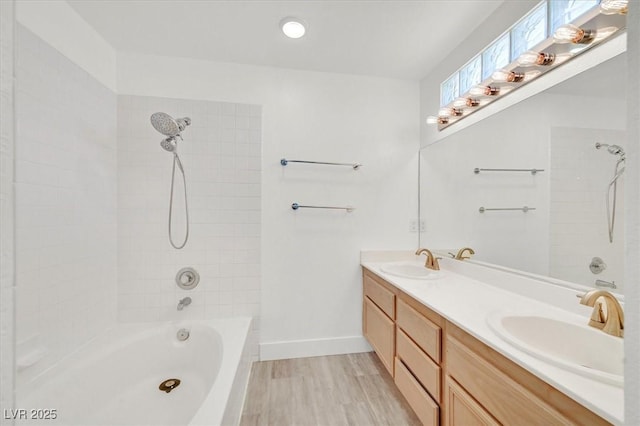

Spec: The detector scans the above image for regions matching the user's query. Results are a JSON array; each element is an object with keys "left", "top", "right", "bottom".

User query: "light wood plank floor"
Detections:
[{"left": 240, "top": 352, "right": 420, "bottom": 426}]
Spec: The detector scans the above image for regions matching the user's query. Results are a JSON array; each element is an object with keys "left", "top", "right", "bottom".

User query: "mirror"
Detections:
[{"left": 419, "top": 52, "right": 627, "bottom": 292}]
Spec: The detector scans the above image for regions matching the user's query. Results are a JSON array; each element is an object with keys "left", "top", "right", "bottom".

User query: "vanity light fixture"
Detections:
[
  {"left": 600, "top": 0, "right": 628, "bottom": 15},
  {"left": 453, "top": 97, "right": 480, "bottom": 108},
  {"left": 469, "top": 85, "right": 499, "bottom": 97},
  {"left": 553, "top": 24, "right": 595, "bottom": 44},
  {"left": 428, "top": 0, "right": 626, "bottom": 131},
  {"left": 280, "top": 17, "right": 307, "bottom": 39}
]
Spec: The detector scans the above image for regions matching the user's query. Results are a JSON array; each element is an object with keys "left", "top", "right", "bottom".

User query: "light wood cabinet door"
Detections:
[
  {"left": 396, "top": 327, "right": 441, "bottom": 402},
  {"left": 447, "top": 335, "right": 572, "bottom": 426},
  {"left": 444, "top": 375, "right": 498, "bottom": 426},
  {"left": 364, "top": 272, "right": 395, "bottom": 318},
  {"left": 395, "top": 357, "right": 440, "bottom": 426},
  {"left": 396, "top": 298, "right": 441, "bottom": 363},
  {"left": 364, "top": 297, "right": 395, "bottom": 375}
]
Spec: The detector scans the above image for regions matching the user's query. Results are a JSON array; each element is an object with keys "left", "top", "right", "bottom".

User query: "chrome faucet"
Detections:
[
  {"left": 177, "top": 297, "right": 192, "bottom": 311},
  {"left": 578, "top": 290, "right": 624, "bottom": 337},
  {"left": 415, "top": 248, "right": 441, "bottom": 271}
]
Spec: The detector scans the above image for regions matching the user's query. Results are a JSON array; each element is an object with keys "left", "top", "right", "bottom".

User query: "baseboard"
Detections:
[{"left": 259, "top": 335, "right": 372, "bottom": 361}]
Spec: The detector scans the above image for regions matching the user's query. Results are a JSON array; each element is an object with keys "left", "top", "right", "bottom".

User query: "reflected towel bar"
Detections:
[
  {"left": 474, "top": 168, "right": 544, "bottom": 175},
  {"left": 281, "top": 158, "right": 362, "bottom": 170},
  {"left": 292, "top": 203, "right": 354, "bottom": 212},
  {"left": 479, "top": 206, "right": 535, "bottom": 213},
  {"left": 596, "top": 279, "right": 617, "bottom": 289}
]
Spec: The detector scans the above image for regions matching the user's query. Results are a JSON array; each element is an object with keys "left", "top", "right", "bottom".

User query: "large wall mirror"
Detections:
[{"left": 419, "top": 48, "right": 626, "bottom": 293}]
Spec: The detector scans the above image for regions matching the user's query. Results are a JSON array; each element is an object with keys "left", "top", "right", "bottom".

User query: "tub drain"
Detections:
[{"left": 159, "top": 378, "right": 181, "bottom": 393}]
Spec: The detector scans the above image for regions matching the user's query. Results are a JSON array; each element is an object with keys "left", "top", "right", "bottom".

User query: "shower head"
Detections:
[
  {"left": 596, "top": 142, "right": 625, "bottom": 158},
  {"left": 150, "top": 112, "right": 191, "bottom": 137},
  {"left": 160, "top": 136, "right": 177, "bottom": 152}
]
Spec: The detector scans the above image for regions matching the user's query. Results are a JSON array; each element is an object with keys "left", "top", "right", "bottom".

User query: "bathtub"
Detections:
[{"left": 17, "top": 317, "right": 252, "bottom": 426}]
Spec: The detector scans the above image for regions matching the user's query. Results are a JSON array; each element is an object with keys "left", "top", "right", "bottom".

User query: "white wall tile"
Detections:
[
  {"left": 549, "top": 127, "right": 626, "bottom": 290},
  {"left": 13, "top": 25, "right": 118, "bottom": 396},
  {"left": 117, "top": 96, "right": 262, "bottom": 357}
]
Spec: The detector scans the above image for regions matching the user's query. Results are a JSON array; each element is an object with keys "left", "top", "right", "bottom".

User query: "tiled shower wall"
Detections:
[
  {"left": 550, "top": 126, "right": 626, "bottom": 290},
  {"left": 14, "top": 26, "right": 118, "bottom": 389},
  {"left": 117, "top": 96, "right": 261, "bottom": 358},
  {"left": 1, "top": 0, "right": 15, "bottom": 418}
]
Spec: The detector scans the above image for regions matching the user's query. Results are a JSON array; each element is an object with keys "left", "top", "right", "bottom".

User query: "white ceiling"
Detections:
[{"left": 67, "top": 0, "right": 505, "bottom": 81}]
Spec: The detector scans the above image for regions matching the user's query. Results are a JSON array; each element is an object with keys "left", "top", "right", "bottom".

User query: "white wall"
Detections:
[
  {"left": 0, "top": 0, "right": 16, "bottom": 420},
  {"left": 14, "top": 25, "right": 118, "bottom": 394},
  {"left": 117, "top": 95, "right": 262, "bottom": 359},
  {"left": 625, "top": 3, "right": 640, "bottom": 424},
  {"left": 15, "top": 0, "right": 116, "bottom": 91},
  {"left": 118, "top": 52, "right": 420, "bottom": 359}
]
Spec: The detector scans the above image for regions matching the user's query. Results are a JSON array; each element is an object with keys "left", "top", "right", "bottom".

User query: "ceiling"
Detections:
[{"left": 67, "top": 0, "right": 505, "bottom": 81}]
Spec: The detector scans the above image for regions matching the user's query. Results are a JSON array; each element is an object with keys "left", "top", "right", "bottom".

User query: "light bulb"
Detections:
[
  {"left": 517, "top": 51, "right": 555, "bottom": 67},
  {"left": 453, "top": 97, "right": 479, "bottom": 108},
  {"left": 491, "top": 69, "right": 525, "bottom": 83},
  {"left": 600, "top": 0, "right": 628, "bottom": 14},
  {"left": 469, "top": 85, "right": 499, "bottom": 96},
  {"left": 438, "top": 107, "right": 463, "bottom": 117},
  {"left": 554, "top": 24, "right": 594, "bottom": 44},
  {"left": 426, "top": 115, "right": 449, "bottom": 125},
  {"left": 280, "top": 17, "right": 307, "bottom": 39}
]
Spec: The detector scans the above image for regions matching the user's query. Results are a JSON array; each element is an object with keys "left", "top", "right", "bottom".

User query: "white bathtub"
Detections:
[{"left": 17, "top": 317, "right": 252, "bottom": 426}]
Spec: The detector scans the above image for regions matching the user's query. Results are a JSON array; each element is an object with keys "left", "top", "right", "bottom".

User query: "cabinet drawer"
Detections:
[
  {"left": 364, "top": 297, "right": 395, "bottom": 376},
  {"left": 394, "top": 357, "right": 439, "bottom": 426},
  {"left": 447, "top": 336, "right": 570, "bottom": 425},
  {"left": 445, "top": 375, "right": 499, "bottom": 426},
  {"left": 364, "top": 273, "right": 395, "bottom": 319},
  {"left": 396, "top": 327, "right": 441, "bottom": 402},
  {"left": 397, "top": 298, "right": 441, "bottom": 363}
]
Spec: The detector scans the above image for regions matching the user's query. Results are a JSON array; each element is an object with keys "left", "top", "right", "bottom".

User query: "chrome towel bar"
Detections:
[
  {"left": 292, "top": 203, "right": 354, "bottom": 212},
  {"left": 596, "top": 279, "right": 617, "bottom": 289},
  {"left": 281, "top": 158, "right": 361, "bottom": 170},
  {"left": 479, "top": 206, "right": 535, "bottom": 213},
  {"left": 474, "top": 167, "right": 544, "bottom": 175}
]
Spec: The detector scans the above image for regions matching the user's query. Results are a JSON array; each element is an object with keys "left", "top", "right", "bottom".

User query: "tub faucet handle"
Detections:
[{"left": 177, "top": 297, "right": 192, "bottom": 311}]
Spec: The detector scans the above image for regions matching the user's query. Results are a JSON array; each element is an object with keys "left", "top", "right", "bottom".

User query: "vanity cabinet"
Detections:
[
  {"left": 363, "top": 271, "right": 396, "bottom": 375},
  {"left": 444, "top": 375, "right": 498, "bottom": 426},
  {"left": 445, "top": 322, "right": 611, "bottom": 426},
  {"left": 362, "top": 268, "right": 612, "bottom": 426}
]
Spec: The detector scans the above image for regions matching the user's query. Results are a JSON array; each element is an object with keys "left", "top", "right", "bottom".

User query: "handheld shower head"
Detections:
[
  {"left": 150, "top": 112, "right": 191, "bottom": 137},
  {"left": 160, "top": 136, "right": 177, "bottom": 152},
  {"left": 596, "top": 142, "right": 625, "bottom": 158}
]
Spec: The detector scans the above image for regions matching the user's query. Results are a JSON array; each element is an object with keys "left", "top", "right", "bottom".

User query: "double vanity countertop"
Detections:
[{"left": 361, "top": 251, "right": 624, "bottom": 425}]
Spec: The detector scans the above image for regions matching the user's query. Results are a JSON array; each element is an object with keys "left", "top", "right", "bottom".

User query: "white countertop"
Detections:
[{"left": 361, "top": 255, "right": 623, "bottom": 425}]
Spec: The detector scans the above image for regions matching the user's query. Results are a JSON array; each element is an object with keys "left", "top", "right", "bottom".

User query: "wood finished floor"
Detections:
[{"left": 239, "top": 352, "right": 420, "bottom": 426}]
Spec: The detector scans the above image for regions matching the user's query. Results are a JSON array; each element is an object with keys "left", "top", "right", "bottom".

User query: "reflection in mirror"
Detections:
[{"left": 420, "top": 53, "right": 626, "bottom": 292}]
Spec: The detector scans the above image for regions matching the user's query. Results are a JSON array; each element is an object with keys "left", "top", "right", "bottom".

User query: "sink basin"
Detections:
[
  {"left": 487, "top": 312, "right": 623, "bottom": 387},
  {"left": 380, "top": 262, "right": 443, "bottom": 280}
]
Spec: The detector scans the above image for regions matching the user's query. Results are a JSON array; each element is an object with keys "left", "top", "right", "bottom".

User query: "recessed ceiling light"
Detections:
[{"left": 280, "top": 17, "right": 307, "bottom": 39}]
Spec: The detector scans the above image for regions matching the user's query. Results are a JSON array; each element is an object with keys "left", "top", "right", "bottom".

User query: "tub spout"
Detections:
[{"left": 177, "top": 297, "right": 192, "bottom": 311}]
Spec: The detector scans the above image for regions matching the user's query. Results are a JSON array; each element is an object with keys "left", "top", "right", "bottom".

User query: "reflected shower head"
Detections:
[
  {"left": 596, "top": 142, "right": 625, "bottom": 158},
  {"left": 150, "top": 112, "right": 191, "bottom": 137}
]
